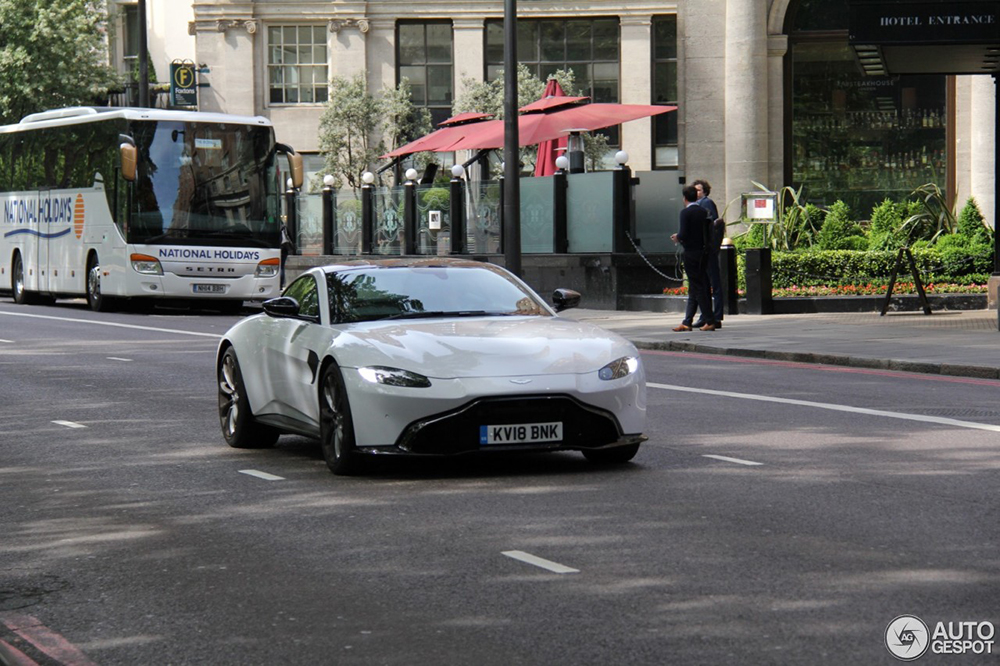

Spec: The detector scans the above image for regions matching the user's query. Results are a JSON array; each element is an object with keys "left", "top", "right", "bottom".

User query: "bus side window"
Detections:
[{"left": 0, "top": 134, "right": 11, "bottom": 192}]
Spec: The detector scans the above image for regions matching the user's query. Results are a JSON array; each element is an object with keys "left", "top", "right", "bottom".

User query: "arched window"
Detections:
[{"left": 787, "top": 0, "right": 947, "bottom": 216}]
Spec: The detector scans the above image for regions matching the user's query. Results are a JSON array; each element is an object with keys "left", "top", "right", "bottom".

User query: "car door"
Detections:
[{"left": 261, "top": 274, "right": 328, "bottom": 429}]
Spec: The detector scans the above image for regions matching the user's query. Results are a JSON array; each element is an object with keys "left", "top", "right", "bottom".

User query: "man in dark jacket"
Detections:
[
  {"left": 670, "top": 185, "right": 716, "bottom": 331},
  {"left": 693, "top": 179, "right": 725, "bottom": 328}
]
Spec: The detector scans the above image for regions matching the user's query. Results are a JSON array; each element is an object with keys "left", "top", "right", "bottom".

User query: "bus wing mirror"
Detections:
[
  {"left": 286, "top": 151, "right": 303, "bottom": 190},
  {"left": 120, "top": 143, "right": 138, "bottom": 182},
  {"left": 276, "top": 143, "right": 304, "bottom": 190}
]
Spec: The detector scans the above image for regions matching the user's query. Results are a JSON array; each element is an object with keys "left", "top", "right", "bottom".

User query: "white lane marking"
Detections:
[
  {"left": 0, "top": 311, "right": 221, "bottom": 338},
  {"left": 648, "top": 382, "right": 1000, "bottom": 433},
  {"left": 238, "top": 469, "right": 285, "bottom": 481},
  {"left": 502, "top": 550, "right": 580, "bottom": 574},
  {"left": 107, "top": 357, "right": 133, "bottom": 362},
  {"left": 703, "top": 454, "right": 763, "bottom": 466},
  {"left": 0, "top": 339, "right": 13, "bottom": 343},
  {"left": 52, "top": 420, "right": 86, "bottom": 429}
]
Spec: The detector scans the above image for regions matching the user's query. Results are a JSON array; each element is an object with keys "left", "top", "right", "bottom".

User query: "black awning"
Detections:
[{"left": 849, "top": 0, "right": 1000, "bottom": 75}]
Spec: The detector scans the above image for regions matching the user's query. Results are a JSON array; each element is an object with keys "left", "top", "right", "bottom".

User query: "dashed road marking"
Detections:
[
  {"left": 52, "top": 420, "right": 86, "bottom": 429},
  {"left": 0, "top": 339, "right": 13, "bottom": 344},
  {"left": 502, "top": 550, "right": 579, "bottom": 574},
  {"left": 239, "top": 469, "right": 285, "bottom": 481},
  {"left": 703, "top": 454, "right": 763, "bottom": 466},
  {"left": 107, "top": 357, "right": 133, "bottom": 362}
]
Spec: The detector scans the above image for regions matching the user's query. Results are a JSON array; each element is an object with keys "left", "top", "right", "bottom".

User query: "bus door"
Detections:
[{"left": 35, "top": 189, "right": 51, "bottom": 294}]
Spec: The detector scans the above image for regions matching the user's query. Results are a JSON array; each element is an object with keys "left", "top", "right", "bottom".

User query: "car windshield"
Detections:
[
  {"left": 325, "top": 265, "right": 550, "bottom": 323},
  {"left": 129, "top": 120, "right": 281, "bottom": 248}
]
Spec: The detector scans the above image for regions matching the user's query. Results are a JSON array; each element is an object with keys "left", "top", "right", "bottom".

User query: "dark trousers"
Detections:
[
  {"left": 682, "top": 250, "right": 714, "bottom": 326},
  {"left": 705, "top": 250, "right": 724, "bottom": 323}
]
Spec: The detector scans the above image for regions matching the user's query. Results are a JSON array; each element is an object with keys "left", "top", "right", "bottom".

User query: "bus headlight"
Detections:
[
  {"left": 255, "top": 257, "right": 280, "bottom": 278},
  {"left": 130, "top": 253, "right": 163, "bottom": 275}
]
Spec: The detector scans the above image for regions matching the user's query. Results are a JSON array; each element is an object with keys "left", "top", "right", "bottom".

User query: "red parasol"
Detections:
[
  {"left": 445, "top": 103, "right": 676, "bottom": 152},
  {"left": 380, "top": 112, "right": 493, "bottom": 159}
]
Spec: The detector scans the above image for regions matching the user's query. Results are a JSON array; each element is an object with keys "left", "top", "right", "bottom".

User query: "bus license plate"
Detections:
[
  {"left": 480, "top": 422, "right": 562, "bottom": 445},
  {"left": 193, "top": 284, "right": 226, "bottom": 294}
]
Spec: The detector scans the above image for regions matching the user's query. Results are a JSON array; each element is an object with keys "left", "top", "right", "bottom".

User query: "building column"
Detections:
[
  {"left": 724, "top": 0, "right": 769, "bottom": 210},
  {"left": 620, "top": 15, "right": 653, "bottom": 171},
  {"left": 191, "top": 16, "right": 257, "bottom": 116},
  {"left": 329, "top": 18, "right": 369, "bottom": 80},
  {"left": 453, "top": 19, "right": 485, "bottom": 108},
  {"left": 971, "top": 75, "right": 996, "bottom": 230},
  {"left": 767, "top": 35, "right": 787, "bottom": 192},
  {"left": 366, "top": 18, "right": 397, "bottom": 96}
]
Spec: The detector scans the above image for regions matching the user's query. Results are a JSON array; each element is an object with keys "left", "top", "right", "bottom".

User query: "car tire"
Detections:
[
  {"left": 319, "top": 361, "right": 362, "bottom": 476},
  {"left": 582, "top": 443, "right": 640, "bottom": 465},
  {"left": 86, "top": 255, "right": 115, "bottom": 312},
  {"left": 218, "top": 347, "right": 279, "bottom": 449}
]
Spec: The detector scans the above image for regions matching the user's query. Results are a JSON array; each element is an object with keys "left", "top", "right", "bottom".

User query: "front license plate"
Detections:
[
  {"left": 193, "top": 284, "right": 226, "bottom": 294},
  {"left": 480, "top": 422, "right": 563, "bottom": 445}
]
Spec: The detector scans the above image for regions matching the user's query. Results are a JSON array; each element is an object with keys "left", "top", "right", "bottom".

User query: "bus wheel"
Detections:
[
  {"left": 11, "top": 253, "right": 31, "bottom": 305},
  {"left": 86, "top": 255, "right": 114, "bottom": 312}
]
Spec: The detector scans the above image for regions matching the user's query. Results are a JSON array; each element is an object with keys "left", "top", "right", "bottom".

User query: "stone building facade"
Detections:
[{"left": 109, "top": 0, "right": 996, "bottom": 228}]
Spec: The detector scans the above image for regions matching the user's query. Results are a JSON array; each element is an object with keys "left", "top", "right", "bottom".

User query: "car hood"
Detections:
[{"left": 333, "top": 316, "right": 636, "bottom": 378}]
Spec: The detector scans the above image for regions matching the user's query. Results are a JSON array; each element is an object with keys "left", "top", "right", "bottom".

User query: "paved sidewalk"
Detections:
[{"left": 563, "top": 308, "right": 1000, "bottom": 380}]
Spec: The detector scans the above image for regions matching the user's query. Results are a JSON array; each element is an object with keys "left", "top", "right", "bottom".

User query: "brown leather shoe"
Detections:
[
  {"left": 672, "top": 324, "right": 692, "bottom": 332},
  {"left": 699, "top": 323, "right": 717, "bottom": 331}
]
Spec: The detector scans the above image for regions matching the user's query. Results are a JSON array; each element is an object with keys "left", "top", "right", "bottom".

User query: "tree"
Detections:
[
  {"left": 0, "top": 0, "right": 120, "bottom": 124},
  {"left": 318, "top": 75, "right": 430, "bottom": 193}
]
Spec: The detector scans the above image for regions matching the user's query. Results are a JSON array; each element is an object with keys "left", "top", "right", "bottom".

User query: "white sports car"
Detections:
[{"left": 216, "top": 258, "right": 646, "bottom": 475}]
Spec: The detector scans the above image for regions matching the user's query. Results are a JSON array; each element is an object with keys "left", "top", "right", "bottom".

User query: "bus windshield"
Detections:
[{"left": 129, "top": 120, "right": 281, "bottom": 248}]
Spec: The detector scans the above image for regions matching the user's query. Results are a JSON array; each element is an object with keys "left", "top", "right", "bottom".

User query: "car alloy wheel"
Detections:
[
  {"left": 218, "top": 347, "right": 277, "bottom": 449},
  {"left": 320, "top": 362, "right": 360, "bottom": 475}
]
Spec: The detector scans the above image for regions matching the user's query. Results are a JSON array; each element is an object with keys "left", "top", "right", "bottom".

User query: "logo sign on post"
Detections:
[
  {"left": 170, "top": 61, "right": 197, "bottom": 107},
  {"left": 742, "top": 192, "right": 778, "bottom": 223}
]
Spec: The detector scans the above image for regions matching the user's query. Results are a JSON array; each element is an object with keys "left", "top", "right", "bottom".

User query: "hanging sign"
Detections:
[{"left": 170, "top": 61, "right": 198, "bottom": 107}]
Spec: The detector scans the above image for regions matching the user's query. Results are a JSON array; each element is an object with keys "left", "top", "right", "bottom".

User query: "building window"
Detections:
[
  {"left": 485, "top": 18, "right": 620, "bottom": 142},
  {"left": 397, "top": 22, "right": 453, "bottom": 129},
  {"left": 652, "top": 16, "right": 678, "bottom": 168},
  {"left": 788, "top": 0, "right": 947, "bottom": 213},
  {"left": 267, "top": 25, "right": 328, "bottom": 105},
  {"left": 122, "top": 4, "right": 140, "bottom": 65}
]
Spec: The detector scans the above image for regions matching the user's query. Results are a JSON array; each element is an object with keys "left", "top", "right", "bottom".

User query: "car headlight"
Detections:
[
  {"left": 255, "top": 257, "right": 280, "bottom": 278},
  {"left": 130, "top": 253, "right": 163, "bottom": 275},
  {"left": 598, "top": 356, "right": 639, "bottom": 381},
  {"left": 358, "top": 366, "right": 432, "bottom": 388}
]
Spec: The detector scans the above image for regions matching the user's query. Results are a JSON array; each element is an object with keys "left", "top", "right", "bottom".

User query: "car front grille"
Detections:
[{"left": 396, "top": 394, "right": 623, "bottom": 455}]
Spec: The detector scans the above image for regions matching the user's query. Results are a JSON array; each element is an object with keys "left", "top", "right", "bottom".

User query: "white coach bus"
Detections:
[{"left": 0, "top": 107, "right": 302, "bottom": 311}]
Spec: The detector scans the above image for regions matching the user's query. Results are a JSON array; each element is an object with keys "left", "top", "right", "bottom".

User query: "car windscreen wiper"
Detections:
[{"left": 379, "top": 310, "right": 519, "bottom": 321}]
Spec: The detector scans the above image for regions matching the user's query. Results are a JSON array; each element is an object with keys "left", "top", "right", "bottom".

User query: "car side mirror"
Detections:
[
  {"left": 276, "top": 143, "right": 304, "bottom": 190},
  {"left": 262, "top": 296, "right": 301, "bottom": 318},
  {"left": 552, "top": 288, "right": 581, "bottom": 312}
]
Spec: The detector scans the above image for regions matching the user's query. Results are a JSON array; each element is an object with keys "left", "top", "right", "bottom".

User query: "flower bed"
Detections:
[{"left": 663, "top": 282, "right": 988, "bottom": 298}]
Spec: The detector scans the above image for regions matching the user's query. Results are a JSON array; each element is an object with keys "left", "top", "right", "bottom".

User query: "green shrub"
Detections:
[
  {"left": 420, "top": 187, "right": 450, "bottom": 210},
  {"left": 956, "top": 197, "right": 992, "bottom": 245},
  {"left": 816, "top": 200, "right": 868, "bottom": 251},
  {"left": 867, "top": 198, "right": 906, "bottom": 251}
]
